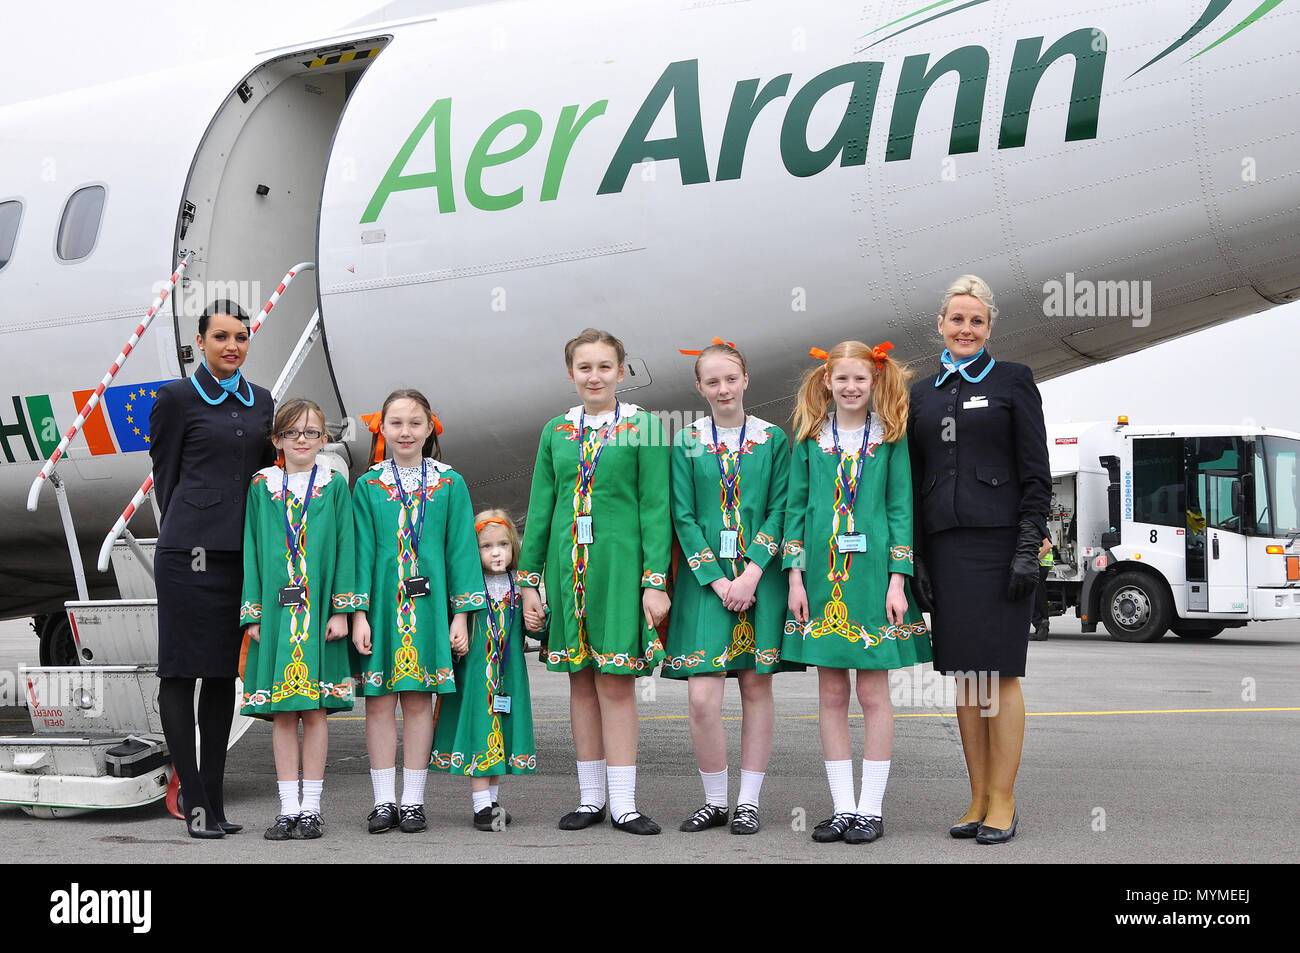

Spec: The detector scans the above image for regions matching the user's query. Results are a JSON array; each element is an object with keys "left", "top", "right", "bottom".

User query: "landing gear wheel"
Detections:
[
  {"left": 38, "top": 613, "right": 78, "bottom": 666},
  {"left": 1101, "top": 571, "right": 1170, "bottom": 643}
]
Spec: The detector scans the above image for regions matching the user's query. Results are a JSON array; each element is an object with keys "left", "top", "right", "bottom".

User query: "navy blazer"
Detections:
[
  {"left": 907, "top": 350, "right": 1050, "bottom": 544},
  {"left": 148, "top": 364, "right": 275, "bottom": 552}
]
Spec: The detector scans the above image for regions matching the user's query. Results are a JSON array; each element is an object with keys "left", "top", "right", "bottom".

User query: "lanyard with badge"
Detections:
[
  {"left": 486, "top": 576, "right": 516, "bottom": 715},
  {"left": 574, "top": 403, "right": 620, "bottom": 545},
  {"left": 712, "top": 417, "right": 747, "bottom": 560},
  {"left": 278, "top": 465, "right": 318, "bottom": 607},
  {"left": 831, "top": 416, "right": 869, "bottom": 554},
  {"left": 391, "top": 458, "right": 431, "bottom": 597}
]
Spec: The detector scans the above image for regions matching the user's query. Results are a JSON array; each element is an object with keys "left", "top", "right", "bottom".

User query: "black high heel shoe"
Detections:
[{"left": 178, "top": 792, "right": 233, "bottom": 838}]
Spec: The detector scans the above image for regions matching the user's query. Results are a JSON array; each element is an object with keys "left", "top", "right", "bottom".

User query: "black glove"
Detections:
[
  {"left": 912, "top": 554, "right": 936, "bottom": 613},
  {"left": 1007, "top": 520, "right": 1042, "bottom": 602}
]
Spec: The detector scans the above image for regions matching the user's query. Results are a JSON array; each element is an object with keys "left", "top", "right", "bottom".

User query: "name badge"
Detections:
[
  {"left": 962, "top": 396, "right": 988, "bottom": 409},
  {"left": 278, "top": 585, "right": 306, "bottom": 608},
  {"left": 491, "top": 694, "right": 512, "bottom": 715},
  {"left": 719, "top": 530, "right": 739, "bottom": 559},
  {"left": 835, "top": 533, "right": 867, "bottom": 553},
  {"left": 575, "top": 515, "right": 594, "bottom": 544},
  {"left": 403, "top": 575, "right": 430, "bottom": 598}
]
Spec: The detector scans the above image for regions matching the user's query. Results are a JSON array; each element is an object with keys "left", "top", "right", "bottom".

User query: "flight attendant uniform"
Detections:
[
  {"left": 907, "top": 349, "right": 1051, "bottom": 676},
  {"left": 780, "top": 413, "right": 931, "bottom": 669},
  {"left": 150, "top": 363, "right": 274, "bottom": 677},
  {"left": 516, "top": 402, "right": 670, "bottom": 674},
  {"left": 350, "top": 459, "right": 486, "bottom": 694},
  {"left": 665, "top": 415, "right": 795, "bottom": 677},
  {"left": 430, "top": 572, "right": 537, "bottom": 776},
  {"left": 239, "top": 464, "right": 360, "bottom": 717}
]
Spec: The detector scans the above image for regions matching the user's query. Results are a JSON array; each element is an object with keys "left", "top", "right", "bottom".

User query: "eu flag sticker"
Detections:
[{"left": 103, "top": 380, "right": 172, "bottom": 453}]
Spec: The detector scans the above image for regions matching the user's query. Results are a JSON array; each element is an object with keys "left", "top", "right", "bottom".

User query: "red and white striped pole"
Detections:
[
  {"left": 94, "top": 262, "right": 315, "bottom": 570},
  {"left": 26, "top": 251, "right": 194, "bottom": 512}
]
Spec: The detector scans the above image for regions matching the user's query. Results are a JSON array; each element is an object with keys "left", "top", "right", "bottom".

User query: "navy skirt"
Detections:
[
  {"left": 155, "top": 547, "right": 243, "bottom": 678},
  {"left": 924, "top": 527, "right": 1031, "bottom": 678}
]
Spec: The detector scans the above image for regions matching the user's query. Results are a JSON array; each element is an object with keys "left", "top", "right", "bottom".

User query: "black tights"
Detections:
[{"left": 159, "top": 677, "right": 236, "bottom": 829}]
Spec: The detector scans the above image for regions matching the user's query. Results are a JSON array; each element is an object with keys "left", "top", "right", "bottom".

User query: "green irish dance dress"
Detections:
[
  {"left": 240, "top": 465, "right": 360, "bottom": 716},
  {"left": 517, "top": 403, "right": 670, "bottom": 674},
  {"left": 351, "top": 459, "right": 487, "bottom": 694},
  {"left": 665, "top": 415, "right": 797, "bottom": 677},
  {"left": 430, "top": 572, "right": 537, "bottom": 775},
  {"left": 781, "top": 413, "right": 932, "bottom": 670}
]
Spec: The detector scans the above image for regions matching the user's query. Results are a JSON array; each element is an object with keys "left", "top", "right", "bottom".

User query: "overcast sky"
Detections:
[{"left": 4, "top": 0, "right": 1296, "bottom": 435}]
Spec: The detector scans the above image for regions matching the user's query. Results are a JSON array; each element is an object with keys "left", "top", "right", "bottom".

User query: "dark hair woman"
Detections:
[
  {"left": 907, "top": 275, "right": 1051, "bottom": 846},
  {"left": 148, "top": 299, "right": 275, "bottom": 837}
]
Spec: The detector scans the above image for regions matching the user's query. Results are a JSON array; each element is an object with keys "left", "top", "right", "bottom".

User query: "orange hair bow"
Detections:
[
  {"left": 361, "top": 410, "right": 444, "bottom": 464},
  {"left": 809, "top": 347, "right": 829, "bottom": 361},
  {"left": 870, "top": 341, "right": 895, "bottom": 368},
  {"left": 679, "top": 335, "right": 738, "bottom": 356},
  {"left": 475, "top": 516, "right": 512, "bottom": 533}
]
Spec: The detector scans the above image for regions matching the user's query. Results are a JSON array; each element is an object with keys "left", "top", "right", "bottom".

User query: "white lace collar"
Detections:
[
  {"left": 484, "top": 572, "right": 513, "bottom": 601},
  {"left": 816, "top": 412, "right": 884, "bottom": 455},
  {"left": 369, "top": 457, "right": 453, "bottom": 490},
  {"left": 690, "top": 415, "right": 775, "bottom": 452},
  {"left": 256, "top": 464, "right": 335, "bottom": 499},
  {"left": 564, "top": 401, "right": 641, "bottom": 430}
]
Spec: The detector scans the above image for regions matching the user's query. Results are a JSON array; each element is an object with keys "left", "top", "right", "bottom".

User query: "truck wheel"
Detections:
[
  {"left": 38, "top": 614, "right": 78, "bottom": 666},
  {"left": 1101, "top": 572, "right": 1170, "bottom": 643},
  {"left": 1170, "top": 623, "right": 1224, "bottom": 640}
]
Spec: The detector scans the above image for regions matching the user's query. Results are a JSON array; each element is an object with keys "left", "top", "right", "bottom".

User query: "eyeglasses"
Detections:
[{"left": 278, "top": 429, "right": 324, "bottom": 441}]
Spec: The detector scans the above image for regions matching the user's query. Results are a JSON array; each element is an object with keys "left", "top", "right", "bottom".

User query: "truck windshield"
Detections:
[{"left": 1255, "top": 437, "right": 1300, "bottom": 536}]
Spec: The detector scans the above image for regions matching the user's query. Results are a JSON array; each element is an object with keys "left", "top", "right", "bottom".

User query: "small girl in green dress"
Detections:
[
  {"left": 240, "top": 397, "right": 357, "bottom": 841},
  {"left": 783, "top": 341, "right": 931, "bottom": 844},
  {"left": 666, "top": 340, "right": 791, "bottom": 835},
  {"left": 430, "top": 508, "right": 536, "bottom": 831}
]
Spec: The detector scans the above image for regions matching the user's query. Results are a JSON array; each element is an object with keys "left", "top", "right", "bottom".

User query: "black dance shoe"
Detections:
[
  {"left": 295, "top": 812, "right": 323, "bottom": 839},
  {"left": 398, "top": 804, "right": 427, "bottom": 833},
  {"left": 679, "top": 804, "right": 729, "bottom": 832},
  {"left": 558, "top": 805, "right": 607, "bottom": 830},
  {"left": 492, "top": 801, "right": 513, "bottom": 825},
  {"left": 730, "top": 804, "right": 760, "bottom": 835},
  {"left": 612, "top": 811, "right": 662, "bottom": 835},
  {"left": 264, "top": 814, "right": 298, "bottom": 841},
  {"left": 976, "top": 810, "right": 1018, "bottom": 844},
  {"left": 843, "top": 814, "right": 884, "bottom": 844},
  {"left": 811, "top": 812, "right": 857, "bottom": 843},
  {"left": 367, "top": 802, "right": 398, "bottom": 834}
]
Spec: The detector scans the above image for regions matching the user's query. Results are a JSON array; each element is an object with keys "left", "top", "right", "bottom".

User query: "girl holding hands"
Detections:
[
  {"left": 351, "top": 389, "right": 486, "bottom": 834},
  {"left": 518, "top": 329, "right": 671, "bottom": 835},
  {"left": 666, "top": 340, "right": 792, "bottom": 834},
  {"left": 783, "top": 342, "right": 931, "bottom": 844}
]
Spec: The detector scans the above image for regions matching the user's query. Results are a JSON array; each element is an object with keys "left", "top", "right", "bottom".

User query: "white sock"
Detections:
[
  {"left": 576, "top": 759, "right": 607, "bottom": 810},
  {"left": 301, "top": 779, "right": 323, "bottom": 816},
  {"left": 607, "top": 764, "right": 639, "bottom": 820},
  {"left": 401, "top": 767, "right": 427, "bottom": 807},
  {"left": 700, "top": 767, "right": 728, "bottom": 808},
  {"left": 489, "top": 782, "right": 500, "bottom": 803},
  {"left": 277, "top": 780, "right": 299, "bottom": 816},
  {"left": 738, "top": 768, "right": 765, "bottom": 809},
  {"left": 857, "top": 759, "right": 891, "bottom": 818},
  {"left": 370, "top": 767, "right": 396, "bottom": 807},
  {"left": 825, "top": 760, "right": 855, "bottom": 815},
  {"left": 472, "top": 789, "right": 492, "bottom": 813}
]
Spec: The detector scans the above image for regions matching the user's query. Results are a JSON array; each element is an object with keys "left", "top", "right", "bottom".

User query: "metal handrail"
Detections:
[
  {"left": 95, "top": 262, "right": 317, "bottom": 572},
  {"left": 26, "top": 252, "right": 194, "bottom": 512}
]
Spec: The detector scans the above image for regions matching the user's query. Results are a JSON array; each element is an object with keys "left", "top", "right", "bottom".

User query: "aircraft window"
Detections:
[
  {"left": 57, "top": 185, "right": 106, "bottom": 261},
  {"left": 0, "top": 200, "right": 21, "bottom": 271}
]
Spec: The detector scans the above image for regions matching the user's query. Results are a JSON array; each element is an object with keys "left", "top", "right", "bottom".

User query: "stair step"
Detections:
[
  {"left": 21, "top": 665, "right": 163, "bottom": 736},
  {"left": 109, "top": 537, "right": 157, "bottom": 599},
  {"left": 0, "top": 760, "right": 170, "bottom": 812},
  {"left": 65, "top": 600, "right": 157, "bottom": 665},
  {"left": 0, "top": 736, "right": 166, "bottom": 778}
]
